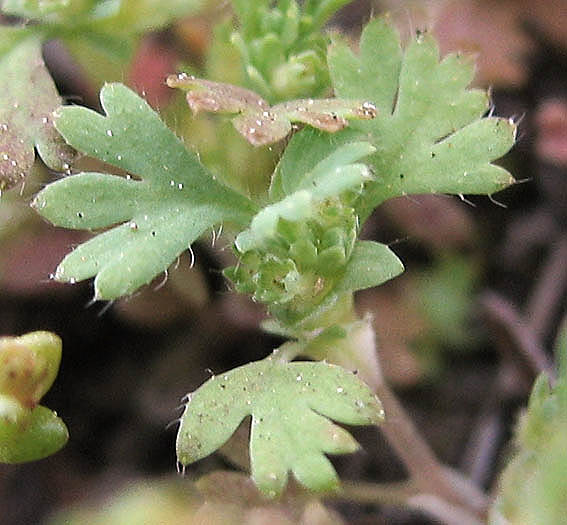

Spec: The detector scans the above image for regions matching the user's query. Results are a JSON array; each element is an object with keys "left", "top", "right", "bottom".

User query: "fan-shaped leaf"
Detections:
[
  {"left": 326, "top": 17, "right": 516, "bottom": 220},
  {"left": 177, "top": 358, "right": 383, "bottom": 497},
  {"left": 33, "top": 83, "right": 257, "bottom": 299}
]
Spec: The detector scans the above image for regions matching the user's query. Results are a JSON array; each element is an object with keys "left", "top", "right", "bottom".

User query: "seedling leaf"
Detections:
[
  {"left": 166, "top": 75, "right": 377, "bottom": 146},
  {"left": 328, "top": 17, "right": 516, "bottom": 220},
  {"left": 177, "top": 358, "right": 383, "bottom": 497},
  {"left": 0, "top": 405, "right": 68, "bottom": 463},
  {"left": 0, "top": 34, "right": 76, "bottom": 192},
  {"left": 0, "top": 331, "right": 62, "bottom": 408},
  {"left": 0, "top": 331, "right": 68, "bottom": 464},
  {"left": 235, "top": 148, "right": 373, "bottom": 253},
  {"left": 33, "top": 83, "right": 257, "bottom": 300},
  {"left": 336, "top": 240, "right": 404, "bottom": 294}
]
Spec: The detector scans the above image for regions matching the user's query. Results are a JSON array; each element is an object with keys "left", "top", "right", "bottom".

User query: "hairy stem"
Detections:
[
  {"left": 330, "top": 306, "right": 490, "bottom": 521},
  {"left": 272, "top": 340, "right": 303, "bottom": 362}
]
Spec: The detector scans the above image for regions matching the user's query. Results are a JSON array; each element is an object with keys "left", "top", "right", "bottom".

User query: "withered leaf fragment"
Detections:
[
  {"left": 166, "top": 74, "right": 377, "bottom": 146},
  {"left": 0, "top": 34, "right": 76, "bottom": 192}
]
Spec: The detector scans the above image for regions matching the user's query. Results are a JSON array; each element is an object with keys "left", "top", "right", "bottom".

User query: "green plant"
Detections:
[
  {"left": 0, "top": 331, "right": 68, "bottom": 463},
  {"left": 1, "top": 2, "right": 519, "bottom": 522},
  {"left": 489, "top": 322, "right": 567, "bottom": 524}
]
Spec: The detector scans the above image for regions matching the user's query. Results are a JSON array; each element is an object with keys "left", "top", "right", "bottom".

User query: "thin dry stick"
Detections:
[
  {"left": 409, "top": 493, "right": 485, "bottom": 525},
  {"left": 525, "top": 234, "right": 567, "bottom": 340},
  {"left": 459, "top": 379, "right": 505, "bottom": 487},
  {"left": 333, "top": 480, "right": 417, "bottom": 506},
  {"left": 374, "top": 381, "right": 489, "bottom": 518},
  {"left": 481, "top": 292, "right": 555, "bottom": 382}
]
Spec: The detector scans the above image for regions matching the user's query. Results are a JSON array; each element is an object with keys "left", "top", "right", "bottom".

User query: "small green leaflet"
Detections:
[
  {"left": 33, "top": 83, "right": 257, "bottom": 300},
  {"left": 0, "top": 331, "right": 68, "bottom": 464},
  {"left": 177, "top": 357, "right": 384, "bottom": 497},
  {"left": 336, "top": 240, "right": 404, "bottom": 294},
  {"left": 235, "top": 141, "right": 375, "bottom": 253},
  {"left": 166, "top": 74, "right": 377, "bottom": 146},
  {"left": 0, "top": 405, "right": 68, "bottom": 463},
  {"left": 229, "top": 0, "right": 352, "bottom": 100}
]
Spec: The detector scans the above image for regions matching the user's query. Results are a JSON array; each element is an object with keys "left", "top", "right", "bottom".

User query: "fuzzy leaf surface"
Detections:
[
  {"left": 177, "top": 358, "right": 384, "bottom": 497},
  {"left": 269, "top": 129, "right": 404, "bottom": 294},
  {"left": 33, "top": 83, "right": 256, "bottom": 299},
  {"left": 0, "top": 33, "right": 76, "bottom": 191},
  {"left": 336, "top": 240, "right": 404, "bottom": 294},
  {"left": 235, "top": 141, "right": 374, "bottom": 253},
  {"left": 166, "top": 75, "right": 377, "bottom": 146},
  {"left": 328, "top": 17, "right": 516, "bottom": 220}
]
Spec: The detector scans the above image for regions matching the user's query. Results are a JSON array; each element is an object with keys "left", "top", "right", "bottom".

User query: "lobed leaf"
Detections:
[
  {"left": 489, "top": 321, "right": 567, "bottom": 523},
  {"left": 166, "top": 74, "right": 377, "bottom": 146},
  {"left": 33, "top": 83, "right": 257, "bottom": 300},
  {"left": 0, "top": 34, "right": 76, "bottom": 192},
  {"left": 327, "top": 17, "right": 516, "bottom": 220},
  {"left": 177, "top": 358, "right": 384, "bottom": 497}
]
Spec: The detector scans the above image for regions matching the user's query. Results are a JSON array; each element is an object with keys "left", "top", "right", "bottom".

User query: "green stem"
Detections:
[
  {"left": 320, "top": 307, "right": 489, "bottom": 520},
  {"left": 271, "top": 340, "right": 303, "bottom": 362}
]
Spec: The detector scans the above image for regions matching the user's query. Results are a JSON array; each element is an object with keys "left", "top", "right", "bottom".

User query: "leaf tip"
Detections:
[{"left": 372, "top": 395, "right": 386, "bottom": 424}]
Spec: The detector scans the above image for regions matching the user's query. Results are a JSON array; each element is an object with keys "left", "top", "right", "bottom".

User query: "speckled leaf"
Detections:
[
  {"left": 166, "top": 75, "right": 377, "bottom": 146},
  {"left": 32, "top": 83, "right": 257, "bottom": 300},
  {"left": 0, "top": 34, "right": 75, "bottom": 192},
  {"left": 177, "top": 358, "right": 384, "bottom": 497},
  {"left": 328, "top": 17, "right": 516, "bottom": 220}
]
